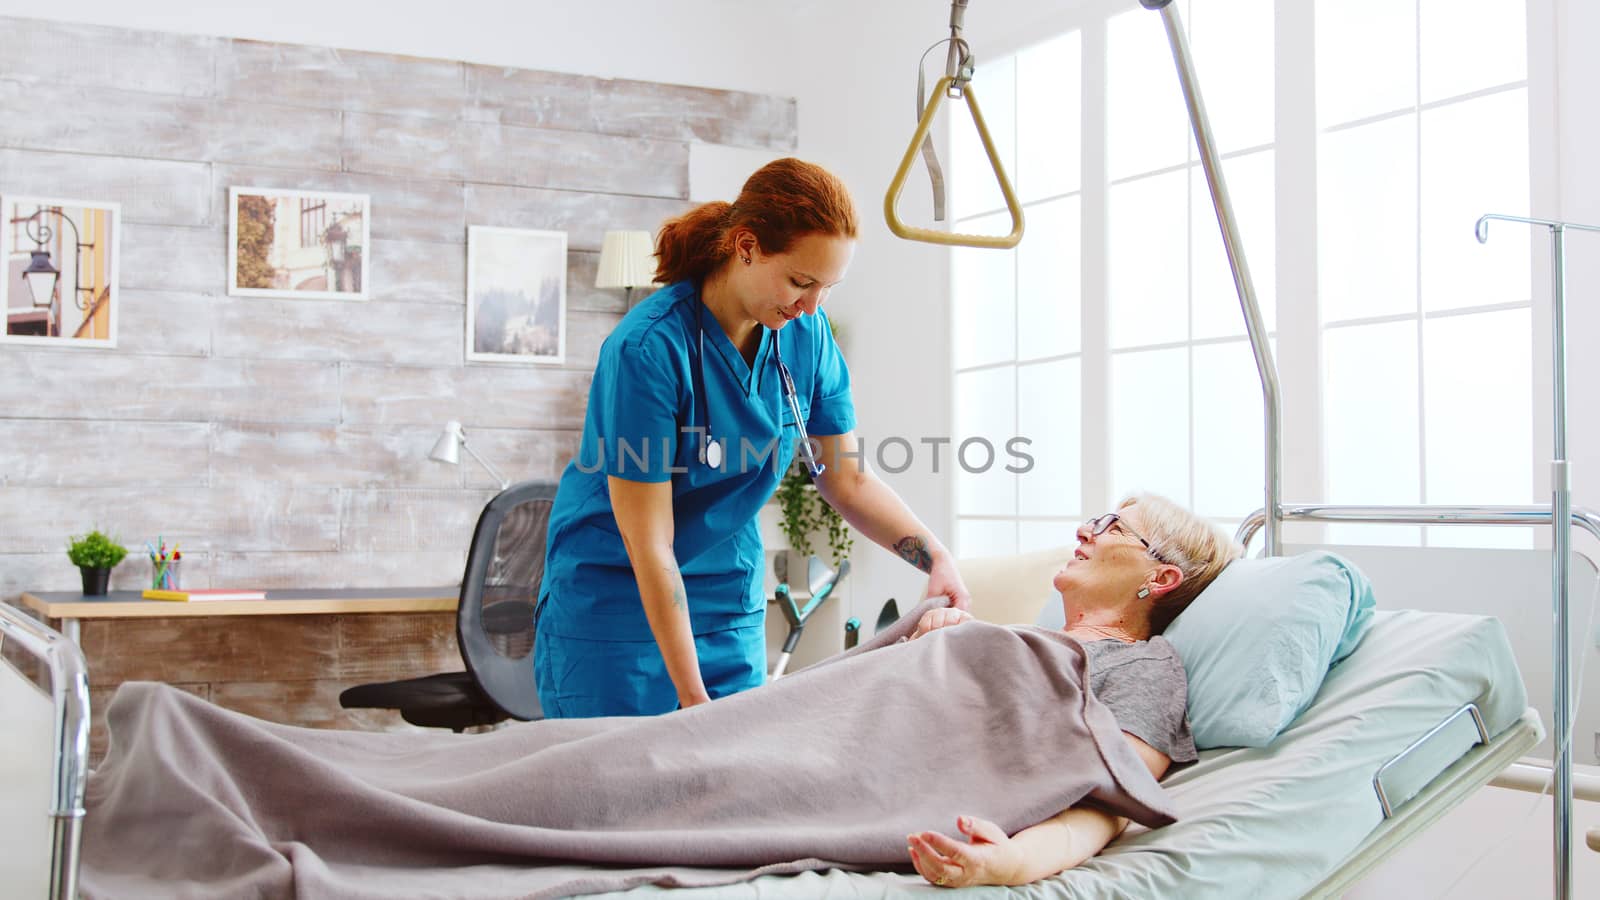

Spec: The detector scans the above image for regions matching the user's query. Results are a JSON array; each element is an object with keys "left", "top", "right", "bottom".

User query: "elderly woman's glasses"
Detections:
[{"left": 1084, "top": 513, "right": 1169, "bottom": 565}]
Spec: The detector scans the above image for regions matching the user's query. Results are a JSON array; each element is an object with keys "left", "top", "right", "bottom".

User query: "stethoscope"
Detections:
[{"left": 694, "top": 301, "right": 826, "bottom": 478}]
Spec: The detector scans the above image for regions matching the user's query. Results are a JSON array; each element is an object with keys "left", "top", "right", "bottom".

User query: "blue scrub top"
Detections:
[{"left": 539, "top": 280, "right": 856, "bottom": 642}]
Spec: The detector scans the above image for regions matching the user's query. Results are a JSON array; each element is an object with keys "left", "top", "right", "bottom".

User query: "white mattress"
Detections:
[{"left": 603, "top": 610, "right": 1532, "bottom": 899}]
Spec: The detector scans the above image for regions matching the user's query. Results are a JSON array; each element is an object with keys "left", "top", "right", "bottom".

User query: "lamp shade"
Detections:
[
  {"left": 426, "top": 419, "right": 510, "bottom": 489},
  {"left": 428, "top": 420, "right": 464, "bottom": 465},
  {"left": 595, "top": 230, "right": 657, "bottom": 290}
]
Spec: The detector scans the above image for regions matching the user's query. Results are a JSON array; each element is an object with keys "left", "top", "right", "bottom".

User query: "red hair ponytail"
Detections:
[{"left": 654, "top": 158, "right": 857, "bottom": 285}]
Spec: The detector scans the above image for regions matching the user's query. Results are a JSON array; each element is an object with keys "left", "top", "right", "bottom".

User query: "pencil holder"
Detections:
[{"left": 152, "top": 559, "right": 181, "bottom": 591}]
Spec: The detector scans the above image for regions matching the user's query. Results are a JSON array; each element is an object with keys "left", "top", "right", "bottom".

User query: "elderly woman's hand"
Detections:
[
  {"left": 909, "top": 607, "right": 974, "bottom": 640},
  {"left": 907, "top": 815, "right": 1021, "bottom": 888}
]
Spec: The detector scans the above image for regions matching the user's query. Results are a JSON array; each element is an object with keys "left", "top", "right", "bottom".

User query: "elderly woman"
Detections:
[{"left": 904, "top": 492, "right": 1239, "bottom": 888}]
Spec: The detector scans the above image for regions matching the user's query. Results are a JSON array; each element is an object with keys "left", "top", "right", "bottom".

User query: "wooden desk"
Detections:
[
  {"left": 20, "top": 587, "right": 457, "bottom": 639},
  {"left": 11, "top": 587, "right": 461, "bottom": 761}
]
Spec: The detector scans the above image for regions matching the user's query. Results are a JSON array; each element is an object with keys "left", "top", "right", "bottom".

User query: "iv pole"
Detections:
[{"left": 1477, "top": 213, "right": 1600, "bottom": 900}]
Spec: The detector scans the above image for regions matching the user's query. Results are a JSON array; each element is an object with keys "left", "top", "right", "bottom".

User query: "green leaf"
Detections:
[
  {"left": 66, "top": 529, "right": 129, "bottom": 570},
  {"left": 774, "top": 461, "right": 853, "bottom": 568}
]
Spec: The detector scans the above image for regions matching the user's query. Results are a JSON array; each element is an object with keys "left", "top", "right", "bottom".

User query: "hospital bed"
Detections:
[
  {"left": 594, "top": 543, "right": 1544, "bottom": 899},
  {"left": 0, "top": 547, "right": 1546, "bottom": 899}
]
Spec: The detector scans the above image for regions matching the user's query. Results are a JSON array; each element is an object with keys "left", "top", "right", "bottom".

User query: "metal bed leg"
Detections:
[{"left": 51, "top": 816, "right": 84, "bottom": 900}]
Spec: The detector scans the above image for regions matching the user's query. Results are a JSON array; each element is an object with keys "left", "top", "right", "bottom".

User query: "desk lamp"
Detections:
[{"left": 429, "top": 420, "right": 510, "bottom": 489}]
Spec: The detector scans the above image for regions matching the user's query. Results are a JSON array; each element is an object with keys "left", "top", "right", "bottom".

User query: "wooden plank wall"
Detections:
[{"left": 0, "top": 16, "right": 797, "bottom": 731}]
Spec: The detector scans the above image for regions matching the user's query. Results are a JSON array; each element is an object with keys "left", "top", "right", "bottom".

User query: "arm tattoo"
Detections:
[
  {"left": 894, "top": 535, "right": 935, "bottom": 573},
  {"left": 665, "top": 565, "right": 688, "bottom": 611}
]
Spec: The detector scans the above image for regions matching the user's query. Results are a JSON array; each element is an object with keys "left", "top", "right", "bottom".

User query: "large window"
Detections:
[
  {"left": 951, "top": 32, "right": 1084, "bottom": 557},
  {"left": 1317, "top": 0, "right": 1531, "bottom": 547},
  {"left": 950, "top": 0, "right": 1534, "bottom": 556}
]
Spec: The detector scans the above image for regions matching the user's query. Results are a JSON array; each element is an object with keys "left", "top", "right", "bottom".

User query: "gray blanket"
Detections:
[{"left": 80, "top": 604, "right": 1176, "bottom": 899}]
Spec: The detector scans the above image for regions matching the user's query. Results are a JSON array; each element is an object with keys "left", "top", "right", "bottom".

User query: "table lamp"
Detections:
[
  {"left": 429, "top": 420, "right": 510, "bottom": 489},
  {"left": 595, "top": 230, "right": 657, "bottom": 309}
]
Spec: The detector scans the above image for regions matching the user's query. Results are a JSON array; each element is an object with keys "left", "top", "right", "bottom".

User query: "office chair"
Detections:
[{"left": 339, "top": 480, "right": 554, "bottom": 731}]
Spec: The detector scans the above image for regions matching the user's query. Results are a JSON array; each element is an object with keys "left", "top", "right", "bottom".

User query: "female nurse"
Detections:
[{"left": 535, "top": 158, "right": 972, "bottom": 718}]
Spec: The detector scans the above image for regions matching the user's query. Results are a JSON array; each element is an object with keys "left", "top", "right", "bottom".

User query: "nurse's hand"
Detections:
[
  {"left": 923, "top": 556, "right": 972, "bottom": 611},
  {"left": 910, "top": 607, "right": 973, "bottom": 640}
]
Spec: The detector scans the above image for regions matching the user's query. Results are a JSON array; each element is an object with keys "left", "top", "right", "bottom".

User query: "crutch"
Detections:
[{"left": 770, "top": 557, "right": 851, "bottom": 678}]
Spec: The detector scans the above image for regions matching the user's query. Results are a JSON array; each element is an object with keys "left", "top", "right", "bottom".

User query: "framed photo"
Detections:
[
  {"left": 466, "top": 226, "right": 567, "bottom": 365},
  {"left": 2, "top": 195, "right": 121, "bottom": 349},
  {"left": 228, "top": 186, "right": 369, "bottom": 300}
]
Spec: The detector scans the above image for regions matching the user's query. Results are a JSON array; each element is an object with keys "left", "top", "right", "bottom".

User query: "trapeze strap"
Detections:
[
  {"left": 885, "top": 74, "right": 1024, "bottom": 249},
  {"left": 909, "top": 1, "right": 972, "bottom": 223},
  {"left": 914, "top": 50, "right": 950, "bottom": 223}
]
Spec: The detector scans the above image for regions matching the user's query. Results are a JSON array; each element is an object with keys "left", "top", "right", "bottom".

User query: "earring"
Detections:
[
  {"left": 741, "top": 255, "right": 752, "bottom": 265},
  {"left": 1137, "top": 586, "right": 1151, "bottom": 599}
]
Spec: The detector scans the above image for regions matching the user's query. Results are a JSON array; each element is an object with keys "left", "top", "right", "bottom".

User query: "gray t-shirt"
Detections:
[{"left": 1081, "top": 636, "right": 1199, "bottom": 764}]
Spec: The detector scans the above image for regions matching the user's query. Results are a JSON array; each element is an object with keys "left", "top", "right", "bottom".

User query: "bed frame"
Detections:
[{"left": 0, "top": 602, "right": 90, "bottom": 900}]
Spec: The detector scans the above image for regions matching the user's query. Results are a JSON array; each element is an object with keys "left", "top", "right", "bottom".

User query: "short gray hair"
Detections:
[{"left": 1117, "top": 493, "right": 1242, "bottom": 633}]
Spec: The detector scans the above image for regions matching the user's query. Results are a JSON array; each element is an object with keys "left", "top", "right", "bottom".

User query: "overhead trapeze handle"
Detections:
[{"left": 884, "top": 75, "right": 1024, "bottom": 250}]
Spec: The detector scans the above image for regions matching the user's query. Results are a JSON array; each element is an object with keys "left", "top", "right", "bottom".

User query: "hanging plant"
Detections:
[{"left": 775, "top": 462, "right": 853, "bottom": 568}]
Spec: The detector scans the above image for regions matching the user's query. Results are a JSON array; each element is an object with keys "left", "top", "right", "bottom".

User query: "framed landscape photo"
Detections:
[
  {"left": 228, "top": 186, "right": 369, "bottom": 300},
  {"left": 466, "top": 226, "right": 567, "bottom": 365},
  {"left": 1, "top": 195, "right": 121, "bottom": 348}
]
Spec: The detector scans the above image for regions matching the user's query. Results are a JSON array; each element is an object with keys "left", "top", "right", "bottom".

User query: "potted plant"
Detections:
[
  {"left": 774, "top": 462, "right": 853, "bottom": 578},
  {"left": 66, "top": 530, "right": 128, "bottom": 596}
]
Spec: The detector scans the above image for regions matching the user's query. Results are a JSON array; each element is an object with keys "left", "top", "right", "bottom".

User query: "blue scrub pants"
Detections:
[{"left": 534, "top": 622, "right": 767, "bottom": 718}]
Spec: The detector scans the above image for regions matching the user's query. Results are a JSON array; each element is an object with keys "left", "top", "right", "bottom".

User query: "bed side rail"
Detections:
[
  {"left": 0, "top": 602, "right": 91, "bottom": 900},
  {"left": 1374, "top": 703, "right": 1489, "bottom": 818},
  {"left": 1235, "top": 504, "right": 1600, "bottom": 549},
  {"left": 1303, "top": 708, "right": 1542, "bottom": 898}
]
